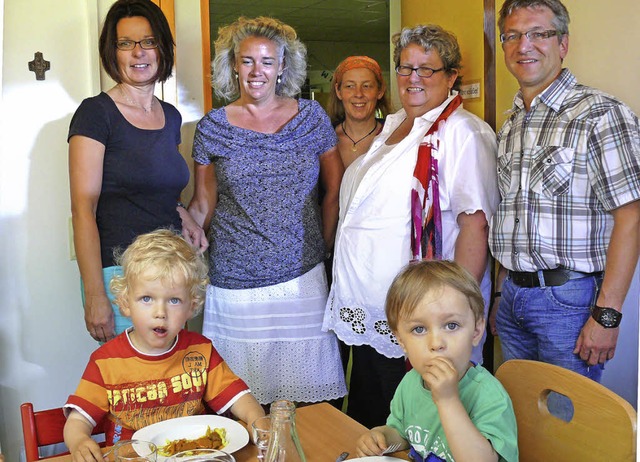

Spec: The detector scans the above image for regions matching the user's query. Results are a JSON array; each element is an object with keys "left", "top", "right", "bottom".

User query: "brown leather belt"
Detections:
[{"left": 509, "top": 268, "right": 602, "bottom": 288}]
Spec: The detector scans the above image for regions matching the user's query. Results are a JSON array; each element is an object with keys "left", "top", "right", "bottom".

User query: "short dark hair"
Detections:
[{"left": 99, "top": 0, "right": 175, "bottom": 83}]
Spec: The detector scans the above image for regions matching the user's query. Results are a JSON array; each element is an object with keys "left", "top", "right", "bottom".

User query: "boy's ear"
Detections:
[
  {"left": 117, "top": 296, "right": 131, "bottom": 318},
  {"left": 472, "top": 318, "right": 486, "bottom": 347},
  {"left": 393, "top": 331, "right": 407, "bottom": 354},
  {"left": 189, "top": 299, "right": 199, "bottom": 318},
  {"left": 118, "top": 303, "right": 131, "bottom": 318}
]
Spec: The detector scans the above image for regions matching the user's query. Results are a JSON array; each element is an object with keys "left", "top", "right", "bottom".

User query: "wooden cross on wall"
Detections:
[{"left": 28, "top": 52, "right": 50, "bottom": 80}]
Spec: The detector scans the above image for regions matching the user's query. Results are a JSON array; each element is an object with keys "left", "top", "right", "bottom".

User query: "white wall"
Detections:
[
  {"left": 0, "top": 2, "right": 205, "bottom": 460},
  {"left": 0, "top": 2, "right": 101, "bottom": 461}
]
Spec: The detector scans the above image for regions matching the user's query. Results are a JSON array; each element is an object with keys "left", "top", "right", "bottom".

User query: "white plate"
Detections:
[
  {"left": 132, "top": 415, "right": 249, "bottom": 461},
  {"left": 347, "top": 458, "right": 405, "bottom": 461}
]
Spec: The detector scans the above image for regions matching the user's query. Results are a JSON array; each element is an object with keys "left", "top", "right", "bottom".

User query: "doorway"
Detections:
[{"left": 201, "top": 0, "right": 393, "bottom": 111}]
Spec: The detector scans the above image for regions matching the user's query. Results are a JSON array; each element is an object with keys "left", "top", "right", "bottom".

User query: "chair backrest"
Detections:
[
  {"left": 495, "top": 359, "right": 637, "bottom": 462},
  {"left": 20, "top": 402, "right": 105, "bottom": 462}
]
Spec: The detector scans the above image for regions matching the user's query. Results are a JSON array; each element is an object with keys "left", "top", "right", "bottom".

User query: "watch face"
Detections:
[
  {"left": 601, "top": 311, "right": 617, "bottom": 327},
  {"left": 594, "top": 307, "right": 622, "bottom": 328}
]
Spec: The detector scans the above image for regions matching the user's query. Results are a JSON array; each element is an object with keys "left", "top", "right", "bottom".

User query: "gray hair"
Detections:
[
  {"left": 211, "top": 16, "right": 307, "bottom": 101},
  {"left": 392, "top": 24, "right": 462, "bottom": 91},
  {"left": 498, "top": 0, "right": 570, "bottom": 36}
]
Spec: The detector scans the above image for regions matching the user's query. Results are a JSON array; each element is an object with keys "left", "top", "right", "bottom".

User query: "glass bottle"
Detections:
[{"left": 263, "top": 400, "right": 306, "bottom": 462}]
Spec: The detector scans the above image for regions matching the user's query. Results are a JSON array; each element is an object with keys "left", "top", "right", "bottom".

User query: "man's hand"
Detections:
[{"left": 574, "top": 316, "right": 619, "bottom": 365}]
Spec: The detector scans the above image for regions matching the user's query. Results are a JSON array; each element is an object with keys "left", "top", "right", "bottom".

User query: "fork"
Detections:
[{"left": 381, "top": 442, "right": 402, "bottom": 455}]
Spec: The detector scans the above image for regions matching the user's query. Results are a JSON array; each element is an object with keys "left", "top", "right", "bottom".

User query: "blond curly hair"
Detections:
[{"left": 110, "top": 229, "right": 209, "bottom": 317}]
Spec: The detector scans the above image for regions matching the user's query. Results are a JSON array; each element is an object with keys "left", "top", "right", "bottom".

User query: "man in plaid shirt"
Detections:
[{"left": 489, "top": 0, "right": 640, "bottom": 383}]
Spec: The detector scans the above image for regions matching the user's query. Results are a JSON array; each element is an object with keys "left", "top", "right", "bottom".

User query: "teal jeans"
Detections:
[{"left": 81, "top": 266, "right": 132, "bottom": 338}]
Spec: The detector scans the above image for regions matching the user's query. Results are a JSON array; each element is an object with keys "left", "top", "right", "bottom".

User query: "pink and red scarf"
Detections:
[{"left": 410, "top": 94, "right": 462, "bottom": 262}]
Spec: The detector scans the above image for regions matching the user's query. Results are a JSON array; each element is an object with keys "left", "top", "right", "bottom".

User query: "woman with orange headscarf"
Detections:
[
  {"left": 324, "top": 26, "right": 499, "bottom": 428},
  {"left": 327, "top": 56, "right": 392, "bottom": 168}
]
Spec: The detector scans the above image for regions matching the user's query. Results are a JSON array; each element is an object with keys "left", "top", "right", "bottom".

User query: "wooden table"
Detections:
[{"left": 48, "top": 403, "right": 410, "bottom": 461}]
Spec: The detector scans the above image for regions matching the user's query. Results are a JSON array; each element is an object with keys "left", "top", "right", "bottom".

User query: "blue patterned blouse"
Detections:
[{"left": 192, "top": 99, "right": 337, "bottom": 289}]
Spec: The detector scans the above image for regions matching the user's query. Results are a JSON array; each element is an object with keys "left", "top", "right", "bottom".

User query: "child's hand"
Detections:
[
  {"left": 64, "top": 411, "right": 103, "bottom": 462},
  {"left": 69, "top": 437, "right": 103, "bottom": 462},
  {"left": 423, "top": 356, "right": 460, "bottom": 403},
  {"left": 356, "top": 428, "right": 387, "bottom": 457}
]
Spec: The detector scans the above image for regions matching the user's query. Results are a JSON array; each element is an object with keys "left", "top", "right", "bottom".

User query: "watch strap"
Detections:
[{"left": 591, "top": 305, "right": 622, "bottom": 328}]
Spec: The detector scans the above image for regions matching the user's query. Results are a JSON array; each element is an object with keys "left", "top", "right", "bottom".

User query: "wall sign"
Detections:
[{"left": 460, "top": 79, "right": 481, "bottom": 101}]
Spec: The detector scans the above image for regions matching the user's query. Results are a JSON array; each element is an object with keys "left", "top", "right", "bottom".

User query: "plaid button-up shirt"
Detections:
[{"left": 489, "top": 69, "right": 640, "bottom": 272}]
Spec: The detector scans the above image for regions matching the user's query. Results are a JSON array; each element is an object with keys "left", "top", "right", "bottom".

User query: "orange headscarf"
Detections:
[{"left": 333, "top": 56, "right": 385, "bottom": 89}]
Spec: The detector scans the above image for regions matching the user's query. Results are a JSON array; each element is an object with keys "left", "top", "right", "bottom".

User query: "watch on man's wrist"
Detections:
[{"left": 590, "top": 305, "right": 622, "bottom": 328}]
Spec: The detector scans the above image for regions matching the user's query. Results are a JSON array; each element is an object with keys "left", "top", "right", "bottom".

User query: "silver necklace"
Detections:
[{"left": 118, "top": 85, "right": 154, "bottom": 114}]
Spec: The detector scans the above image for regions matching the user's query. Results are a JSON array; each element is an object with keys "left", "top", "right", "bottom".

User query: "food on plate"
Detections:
[{"left": 160, "top": 426, "right": 227, "bottom": 456}]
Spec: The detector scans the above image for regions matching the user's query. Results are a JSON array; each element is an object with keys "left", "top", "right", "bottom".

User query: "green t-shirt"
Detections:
[{"left": 387, "top": 364, "right": 518, "bottom": 461}]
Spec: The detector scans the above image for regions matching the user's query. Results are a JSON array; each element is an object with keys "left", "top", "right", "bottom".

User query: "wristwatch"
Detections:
[{"left": 590, "top": 305, "right": 622, "bottom": 328}]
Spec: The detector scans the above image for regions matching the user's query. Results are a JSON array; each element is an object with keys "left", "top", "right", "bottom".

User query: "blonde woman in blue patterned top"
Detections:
[{"left": 188, "top": 16, "right": 347, "bottom": 405}]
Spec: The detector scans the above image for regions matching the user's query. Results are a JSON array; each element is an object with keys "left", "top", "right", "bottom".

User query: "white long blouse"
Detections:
[{"left": 323, "top": 95, "right": 499, "bottom": 359}]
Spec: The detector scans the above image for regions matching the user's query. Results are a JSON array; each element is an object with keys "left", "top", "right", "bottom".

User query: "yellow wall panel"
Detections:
[{"left": 400, "top": 0, "right": 486, "bottom": 118}]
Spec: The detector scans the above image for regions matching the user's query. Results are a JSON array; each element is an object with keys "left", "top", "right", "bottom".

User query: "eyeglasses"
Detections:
[
  {"left": 500, "top": 29, "right": 561, "bottom": 44},
  {"left": 115, "top": 38, "right": 158, "bottom": 51},
  {"left": 395, "top": 65, "right": 444, "bottom": 78}
]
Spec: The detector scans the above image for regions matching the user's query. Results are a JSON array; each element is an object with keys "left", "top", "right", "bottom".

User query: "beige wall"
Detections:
[
  {"left": 563, "top": 0, "right": 640, "bottom": 114},
  {"left": 496, "top": 0, "right": 640, "bottom": 125}
]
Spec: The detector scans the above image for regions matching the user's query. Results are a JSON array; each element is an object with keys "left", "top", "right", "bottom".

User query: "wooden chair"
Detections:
[
  {"left": 20, "top": 402, "right": 105, "bottom": 461},
  {"left": 495, "top": 359, "right": 637, "bottom": 462}
]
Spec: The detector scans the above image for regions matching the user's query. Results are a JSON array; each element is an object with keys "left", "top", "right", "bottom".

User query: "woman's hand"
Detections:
[
  {"left": 319, "top": 147, "right": 344, "bottom": 249},
  {"left": 69, "top": 135, "right": 113, "bottom": 341},
  {"left": 178, "top": 205, "right": 208, "bottom": 252},
  {"left": 84, "top": 294, "right": 115, "bottom": 342}
]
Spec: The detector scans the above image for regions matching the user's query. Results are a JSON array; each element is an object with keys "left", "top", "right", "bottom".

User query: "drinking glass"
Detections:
[
  {"left": 113, "top": 440, "right": 158, "bottom": 462},
  {"left": 168, "top": 449, "right": 235, "bottom": 461},
  {"left": 251, "top": 415, "right": 272, "bottom": 461}
]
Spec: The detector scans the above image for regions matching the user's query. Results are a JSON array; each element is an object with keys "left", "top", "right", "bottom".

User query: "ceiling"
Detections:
[{"left": 209, "top": 0, "right": 390, "bottom": 45}]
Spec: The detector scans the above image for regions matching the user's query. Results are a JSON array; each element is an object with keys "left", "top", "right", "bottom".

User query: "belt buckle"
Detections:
[
  {"left": 524, "top": 272, "right": 537, "bottom": 287},
  {"left": 512, "top": 271, "right": 537, "bottom": 287},
  {"left": 544, "top": 269, "right": 570, "bottom": 286}
]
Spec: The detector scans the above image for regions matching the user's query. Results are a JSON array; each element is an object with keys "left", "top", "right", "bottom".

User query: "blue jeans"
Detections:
[{"left": 496, "top": 273, "right": 604, "bottom": 382}]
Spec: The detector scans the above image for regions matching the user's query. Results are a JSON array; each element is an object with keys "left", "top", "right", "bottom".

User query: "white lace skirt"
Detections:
[{"left": 203, "top": 263, "right": 347, "bottom": 404}]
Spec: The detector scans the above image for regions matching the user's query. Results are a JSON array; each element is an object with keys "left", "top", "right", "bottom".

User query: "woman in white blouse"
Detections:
[{"left": 323, "top": 24, "right": 500, "bottom": 428}]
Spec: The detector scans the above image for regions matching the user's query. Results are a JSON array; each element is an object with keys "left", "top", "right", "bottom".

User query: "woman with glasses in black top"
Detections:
[{"left": 68, "top": 0, "right": 206, "bottom": 344}]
